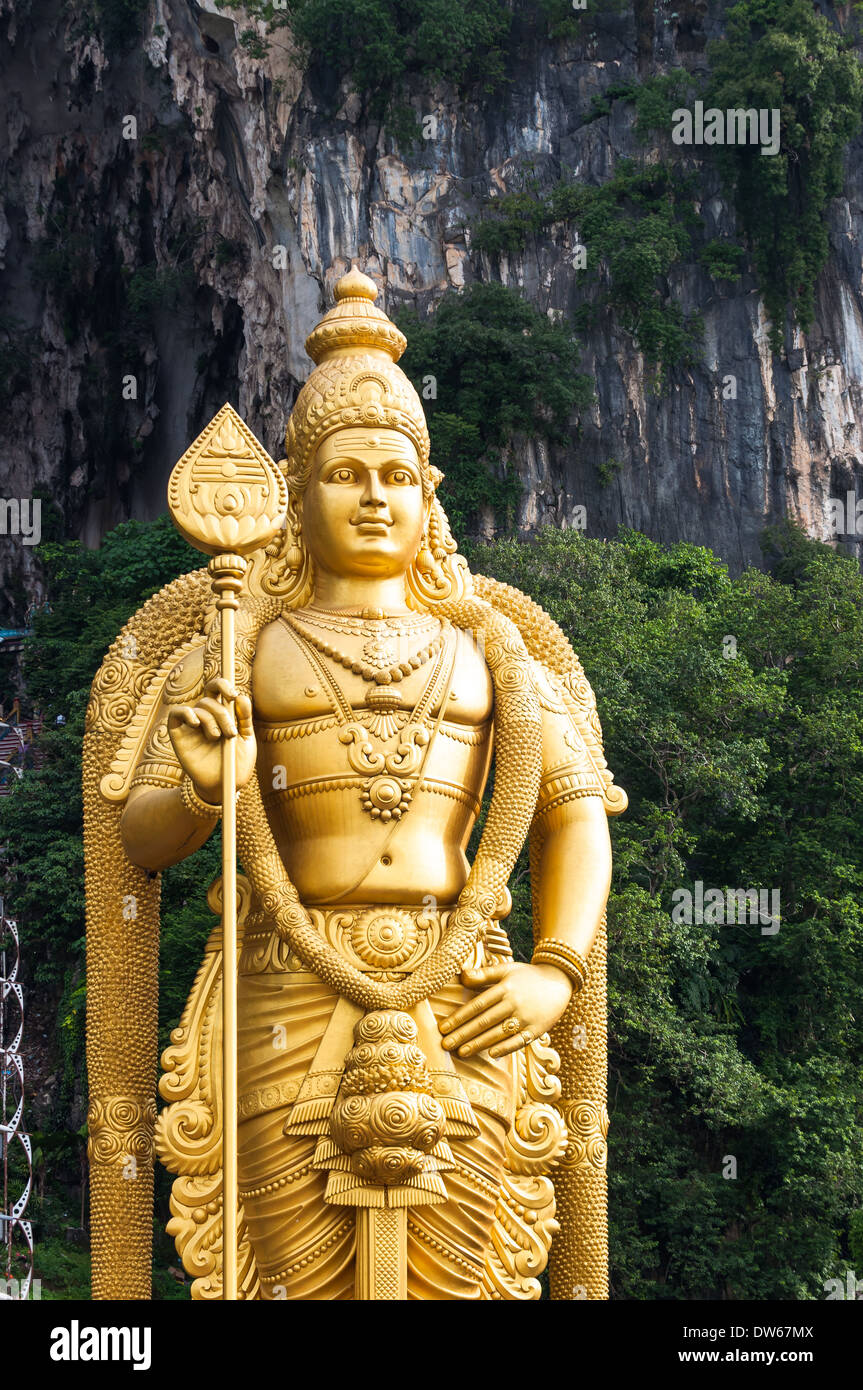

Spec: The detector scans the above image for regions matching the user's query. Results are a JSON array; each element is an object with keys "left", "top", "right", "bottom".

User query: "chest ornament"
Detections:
[{"left": 281, "top": 616, "right": 455, "bottom": 823}]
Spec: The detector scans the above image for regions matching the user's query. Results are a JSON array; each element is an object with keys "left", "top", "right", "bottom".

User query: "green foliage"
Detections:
[
  {"left": 589, "top": 70, "right": 702, "bottom": 134},
  {"left": 577, "top": 25, "right": 862, "bottom": 346},
  {"left": 534, "top": 0, "right": 629, "bottom": 41},
  {"left": 0, "top": 518, "right": 222, "bottom": 1279},
  {"left": 7, "top": 512, "right": 863, "bottom": 1297},
  {"left": 0, "top": 518, "right": 206, "bottom": 1092},
  {"left": 216, "top": 0, "right": 512, "bottom": 135},
  {"left": 705, "top": 0, "right": 863, "bottom": 352},
  {"left": 597, "top": 456, "right": 623, "bottom": 488},
  {"left": 587, "top": 78, "right": 640, "bottom": 123},
  {"left": 125, "top": 265, "right": 192, "bottom": 320},
  {"left": 472, "top": 160, "right": 703, "bottom": 384},
  {"left": 701, "top": 238, "right": 746, "bottom": 280},
  {"left": 27, "top": 1182, "right": 190, "bottom": 1298},
  {"left": 214, "top": 236, "right": 248, "bottom": 268},
  {"left": 631, "top": 70, "right": 701, "bottom": 136},
  {"left": 467, "top": 525, "right": 863, "bottom": 1298},
  {"left": 394, "top": 283, "right": 592, "bottom": 535}
]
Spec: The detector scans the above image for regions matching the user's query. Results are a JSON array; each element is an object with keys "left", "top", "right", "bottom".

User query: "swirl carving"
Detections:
[
  {"left": 328, "top": 1011, "right": 447, "bottom": 1189},
  {"left": 559, "top": 1100, "right": 609, "bottom": 1171},
  {"left": 87, "top": 1097, "right": 158, "bottom": 1166},
  {"left": 504, "top": 1102, "right": 569, "bottom": 1175}
]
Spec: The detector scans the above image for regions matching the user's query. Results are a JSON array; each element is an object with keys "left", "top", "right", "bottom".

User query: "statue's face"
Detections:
[{"left": 301, "top": 428, "right": 426, "bottom": 579}]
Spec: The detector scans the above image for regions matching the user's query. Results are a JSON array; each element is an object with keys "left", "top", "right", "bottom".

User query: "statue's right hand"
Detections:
[{"left": 167, "top": 678, "right": 257, "bottom": 804}]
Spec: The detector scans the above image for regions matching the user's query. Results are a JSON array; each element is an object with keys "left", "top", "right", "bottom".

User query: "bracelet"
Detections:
[
  {"left": 180, "top": 775, "right": 222, "bottom": 820},
  {"left": 532, "top": 938, "right": 590, "bottom": 993}
]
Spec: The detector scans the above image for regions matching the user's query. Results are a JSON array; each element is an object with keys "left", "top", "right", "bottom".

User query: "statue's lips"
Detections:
[{"left": 352, "top": 519, "right": 393, "bottom": 536}]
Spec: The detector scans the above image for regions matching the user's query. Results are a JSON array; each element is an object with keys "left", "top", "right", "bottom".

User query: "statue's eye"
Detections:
[
  {"left": 388, "top": 469, "right": 413, "bottom": 485},
  {"left": 330, "top": 468, "right": 356, "bottom": 483}
]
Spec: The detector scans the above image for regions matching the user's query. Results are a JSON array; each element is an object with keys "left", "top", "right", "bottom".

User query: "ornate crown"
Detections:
[{"left": 283, "top": 267, "right": 432, "bottom": 493}]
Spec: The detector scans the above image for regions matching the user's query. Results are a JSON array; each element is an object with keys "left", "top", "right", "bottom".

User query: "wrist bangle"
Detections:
[
  {"left": 180, "top": 775, "right": 222, "bottom": 820},
  {"left": 532, "top": 938, "right": 590, "bottom": 993}
]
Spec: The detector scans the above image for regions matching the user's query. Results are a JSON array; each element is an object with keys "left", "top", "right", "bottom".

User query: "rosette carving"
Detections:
[
  {"left": 350, "top": 910, "right": 419, "bottom": 969},
  {"left": 314, "top": 1010, "right": 457, "bottom": 1208},
  {"left": 87, "top": 1097, "right": 158, "bottom": 1166},
  {"left": 559, "top": 1100, "right": 609, "bottom": 1171}
]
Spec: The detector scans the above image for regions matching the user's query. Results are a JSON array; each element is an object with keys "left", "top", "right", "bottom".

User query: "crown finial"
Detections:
[
  {"left": 305, "top": 265, "right": 404, "bottom": 365},
  {"left": 333, "top": 267, "right": 379, "bottom": 303}
]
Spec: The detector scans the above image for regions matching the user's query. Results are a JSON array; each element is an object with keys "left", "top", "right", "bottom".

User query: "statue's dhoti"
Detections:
[{"left": 236, "top": 904, "right": 523, "bottom": 1300}]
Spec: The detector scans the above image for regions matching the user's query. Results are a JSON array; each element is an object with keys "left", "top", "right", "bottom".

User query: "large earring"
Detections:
[
  {"left": 284, "top": 495, "right": 303, "bottom": 571},
  {"left": 416, "top": 527, "right": 436, "bottom": 580}
]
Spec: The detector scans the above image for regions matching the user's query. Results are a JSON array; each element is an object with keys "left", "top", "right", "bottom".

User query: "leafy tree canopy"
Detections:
[
  {"left": 395, "top": 282, "right": 593, "bottom": 534},
  {"left": 3, "top": 516, "right": 862, "bottom": 1298}
]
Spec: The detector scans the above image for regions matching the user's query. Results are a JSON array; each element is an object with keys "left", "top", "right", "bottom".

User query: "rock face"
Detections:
[{"left": 1, "top": 0, "right": 862, "bottom": 621}]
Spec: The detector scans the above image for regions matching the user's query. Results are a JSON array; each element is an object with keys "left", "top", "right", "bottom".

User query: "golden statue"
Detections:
[{"left": 83, "top": 268, "right": 626, "bottom": 1301}]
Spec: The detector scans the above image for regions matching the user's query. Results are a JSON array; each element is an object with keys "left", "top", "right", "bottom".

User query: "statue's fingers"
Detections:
[
  {"left": 457, "top": 1015, "right": 521, "bottom": 1058},
  {"left": 445, "top": 1001, "right": 513, "bottom": 1053},
  {"left": 487, "top": 1034, "right": 526, "bottom": 1059},
  {"left": 195, "top": 697, "right": 237, "bottom": 738},
  {"left": 235, "top": 694, "right": 254, "bottom": 739},
  {"left": 194, "top": 707, "right": 222, "bottom": 740},
  {"left": 460, "top": 963, "right": 509, "bottom": 987},
  {"left": 439, "top": 985, "right": 505, "bottom": 1039},
  {"left": 203, "top": 677, "right": 239, "bottom": 701},
  {"left": 167, "top": 705, "right": 201, "bottom": 730}
]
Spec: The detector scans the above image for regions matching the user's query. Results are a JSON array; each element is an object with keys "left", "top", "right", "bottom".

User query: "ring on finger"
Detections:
[
  {"left": 520, "top": 1028, "right": 533, "bottom": 1046},
  {"left": 502, "top": 1017, "right": 520, "bottom": 1036}
]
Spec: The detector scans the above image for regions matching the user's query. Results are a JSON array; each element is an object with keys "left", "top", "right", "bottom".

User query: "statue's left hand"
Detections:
[{"left": 438, "top": 961, "right": 572, "bottom": 1059}]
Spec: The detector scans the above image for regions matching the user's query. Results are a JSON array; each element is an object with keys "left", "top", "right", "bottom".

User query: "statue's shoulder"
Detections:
[
  {"left": 89, "top": 568, "right": 214, "bottom": 801},
  {"left": 470, "top": 572, "right": 578, "bottom": 677}
]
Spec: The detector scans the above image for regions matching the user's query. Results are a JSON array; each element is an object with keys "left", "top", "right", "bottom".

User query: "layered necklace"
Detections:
[
  {"left": 281, "top": 608, "right": 454, "bottom": 820},
  {"left": 287, "top": 605, "right": 443, "bottom": 687}
]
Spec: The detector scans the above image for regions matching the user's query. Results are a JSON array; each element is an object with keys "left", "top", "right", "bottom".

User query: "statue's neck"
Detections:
[{"left": 309, "top": 572, "right": 412, "bottom": 615}]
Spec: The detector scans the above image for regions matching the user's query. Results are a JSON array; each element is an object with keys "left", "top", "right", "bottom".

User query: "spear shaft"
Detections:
[{"left": 210, "top": 554, "right": 246, "bottom": 1301}]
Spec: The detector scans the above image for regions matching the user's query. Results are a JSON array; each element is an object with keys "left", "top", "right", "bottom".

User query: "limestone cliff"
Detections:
[{"left": 1, "top": 0, "right": 862, "bottom": 623}]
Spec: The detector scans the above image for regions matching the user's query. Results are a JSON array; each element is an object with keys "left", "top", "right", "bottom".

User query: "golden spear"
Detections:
[{"left": 167, "top": 403, "right": 287, "bottom": 1299}]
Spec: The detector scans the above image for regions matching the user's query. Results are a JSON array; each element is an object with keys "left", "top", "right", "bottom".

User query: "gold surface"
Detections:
[{"left": 84, "top": 266, "right": 626, "bottom": 1300}]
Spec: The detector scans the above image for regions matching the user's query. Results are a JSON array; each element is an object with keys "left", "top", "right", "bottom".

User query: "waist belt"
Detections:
[{"left": 240, "top": 901, "right": 513, "bottom": 979}]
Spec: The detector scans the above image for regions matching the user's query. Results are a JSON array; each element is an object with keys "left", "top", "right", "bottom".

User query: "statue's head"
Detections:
[{"left": 263, "top": 268, "right": 469, "bottom": 609}]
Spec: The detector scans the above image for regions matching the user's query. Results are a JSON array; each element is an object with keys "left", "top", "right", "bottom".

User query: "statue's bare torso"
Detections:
[{"left": 252, "top": 611, "right": 493, "bottom": 905}]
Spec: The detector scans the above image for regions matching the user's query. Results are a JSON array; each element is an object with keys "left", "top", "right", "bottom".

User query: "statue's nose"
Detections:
[{"left": 360, "top": 476, "right": 387, "bottom": 508}]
